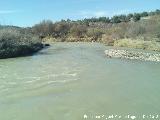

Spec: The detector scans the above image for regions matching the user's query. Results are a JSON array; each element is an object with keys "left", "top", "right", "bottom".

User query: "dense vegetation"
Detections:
[
  {"left": 31, "top": 9, "right": 160, "bottom": 51},
  {"left": 0, "top": 9, "right": 160, "bottom": 59},
  {"left": 0, "top": 27, "right": 43, "bottom": 58}
]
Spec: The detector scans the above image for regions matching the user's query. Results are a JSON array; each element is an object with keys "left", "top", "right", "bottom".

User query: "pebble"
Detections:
[{"left": 105, "top": 49, "right": 160, "bottom": 62}]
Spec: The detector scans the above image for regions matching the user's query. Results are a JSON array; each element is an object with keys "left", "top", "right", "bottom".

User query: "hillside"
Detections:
[
  {"left": 31, "top": 9, "right": 160, "bottom": 51},
  {"left": 0, "top": 9, "right": 160, "bottom": 59}
]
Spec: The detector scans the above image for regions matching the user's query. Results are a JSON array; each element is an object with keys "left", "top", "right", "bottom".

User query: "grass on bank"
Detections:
[{"left": 114, "top": 38, "right": 160, "bottom": 52}]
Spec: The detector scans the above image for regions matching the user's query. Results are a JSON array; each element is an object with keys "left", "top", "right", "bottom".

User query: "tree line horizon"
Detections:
[{"left": 56, "top": 9, "right": 160, "bottom": 24}]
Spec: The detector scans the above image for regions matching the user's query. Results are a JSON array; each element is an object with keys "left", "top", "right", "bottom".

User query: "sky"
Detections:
[{"left": 0, "top": 0, "right": 160, "bottom": 27}]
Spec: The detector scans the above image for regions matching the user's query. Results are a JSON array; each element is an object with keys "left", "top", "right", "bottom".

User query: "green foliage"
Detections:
[
  {"left": 127, "top": 14, "right": 133, "bottom": 19},
  {"left": 82, "top": 17, "right": 110, "bottom": 23},
  {"left": 79, "top": 9, "right": 160, "bottom": 24},
  {"left": 111, "top": 16, "right": 121, "bottom": 23},
  {"left": 133, "top": 13, "right": 141, "bottom": 22},
  {"left": 99, "top": 17, "right": 110, "bottom": 23},
  {"left": 155, "top": 9, "right": 160, "bottom": 15},
  {"left": 140, "top": 12, "right": 149, "bottom": 17}
]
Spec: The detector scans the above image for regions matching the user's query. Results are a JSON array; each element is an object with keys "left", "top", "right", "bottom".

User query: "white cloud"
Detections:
[
  {"left": 94, "top": 11, "right": 107, "bottom": 17},
  {"left": 75, "top": 9, "right": 132, "bottom": 19},
  {"left": 112, "top": 9, "right": 132, "bottom": 16},
  {"left": 0, "top": 10, "right": 20, "bottom": 14},
  {"left": 79, "top": 10, "right": 108, "bottom": 18}
]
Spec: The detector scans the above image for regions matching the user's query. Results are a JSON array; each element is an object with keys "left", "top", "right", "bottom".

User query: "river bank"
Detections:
[
  {"left": 1, "top": 35, "right": 160, "bottom": 62},
  {"left": 43, "top": 39, "right": 160, "bottom": 62},
  {"left": 105, "top": 49, "right": 160, "bottom": 62},
  {"left": 0, "top": 43, "right": 45, "bottom": 59},
  {"left": 0, "top": 28, "right": 47, "bottom": 59}
]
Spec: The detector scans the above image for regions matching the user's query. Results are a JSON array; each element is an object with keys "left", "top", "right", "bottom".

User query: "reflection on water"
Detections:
[{"left": 0, "top": 42, "right": 160, "bottom": 120}]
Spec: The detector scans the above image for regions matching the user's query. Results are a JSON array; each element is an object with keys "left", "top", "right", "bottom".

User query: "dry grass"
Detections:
[{"left": 114, "top": 38, "right": 160, "bottom": 51}]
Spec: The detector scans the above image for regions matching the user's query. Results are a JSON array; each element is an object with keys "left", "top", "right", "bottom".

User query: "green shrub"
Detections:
[{"left": 133, "top": 13, "right": 141, "bottom": 22}]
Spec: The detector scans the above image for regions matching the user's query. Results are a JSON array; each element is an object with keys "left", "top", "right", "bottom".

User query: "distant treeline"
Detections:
[
  {"left": 31, "top": 9, "right": 160, "bottom": 40},
  {"left": 65, "top": 9, "right": 160, "bottom": 23},
  {"left": 0, "top": 9, "right": 160, "bottom": 59}
]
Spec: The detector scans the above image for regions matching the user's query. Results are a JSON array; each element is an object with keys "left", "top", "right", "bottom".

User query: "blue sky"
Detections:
[{"left": 0, "top": 0, "right": 159, "bottom": 27}]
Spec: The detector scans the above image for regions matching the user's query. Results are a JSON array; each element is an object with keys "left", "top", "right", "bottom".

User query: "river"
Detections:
[{"left": 0, "top": 42, "right": 160, "bottom": 120}]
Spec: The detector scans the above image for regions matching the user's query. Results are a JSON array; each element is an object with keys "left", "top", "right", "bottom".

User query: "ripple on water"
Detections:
[{"left": 0, "top": 70, "right": 79, "bottom": 96}]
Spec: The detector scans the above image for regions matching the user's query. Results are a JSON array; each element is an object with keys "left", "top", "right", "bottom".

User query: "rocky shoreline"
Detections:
[{"left": 105, "top": 49, "right": 160, "bottom": 62}]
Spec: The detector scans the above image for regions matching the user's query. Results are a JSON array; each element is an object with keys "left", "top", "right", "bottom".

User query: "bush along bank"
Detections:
[
  {"left": 0, "top": 28, "right": 44, "bottom": 59},
  {"left": 0, "top": 43, "right": 44, "bottom": 59}
]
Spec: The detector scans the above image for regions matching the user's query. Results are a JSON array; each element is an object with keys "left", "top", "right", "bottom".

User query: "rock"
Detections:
[
  {"left": 105, "top": 49, "right": 160, "bottom": 62},
  {"left": 44, "top": 44, "right": 50, "bottom": 47}
]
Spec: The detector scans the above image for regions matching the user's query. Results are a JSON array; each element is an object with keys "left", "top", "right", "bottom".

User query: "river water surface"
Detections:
[{"left": 0, "top": 43, "right": 160, "bottom": 120}]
